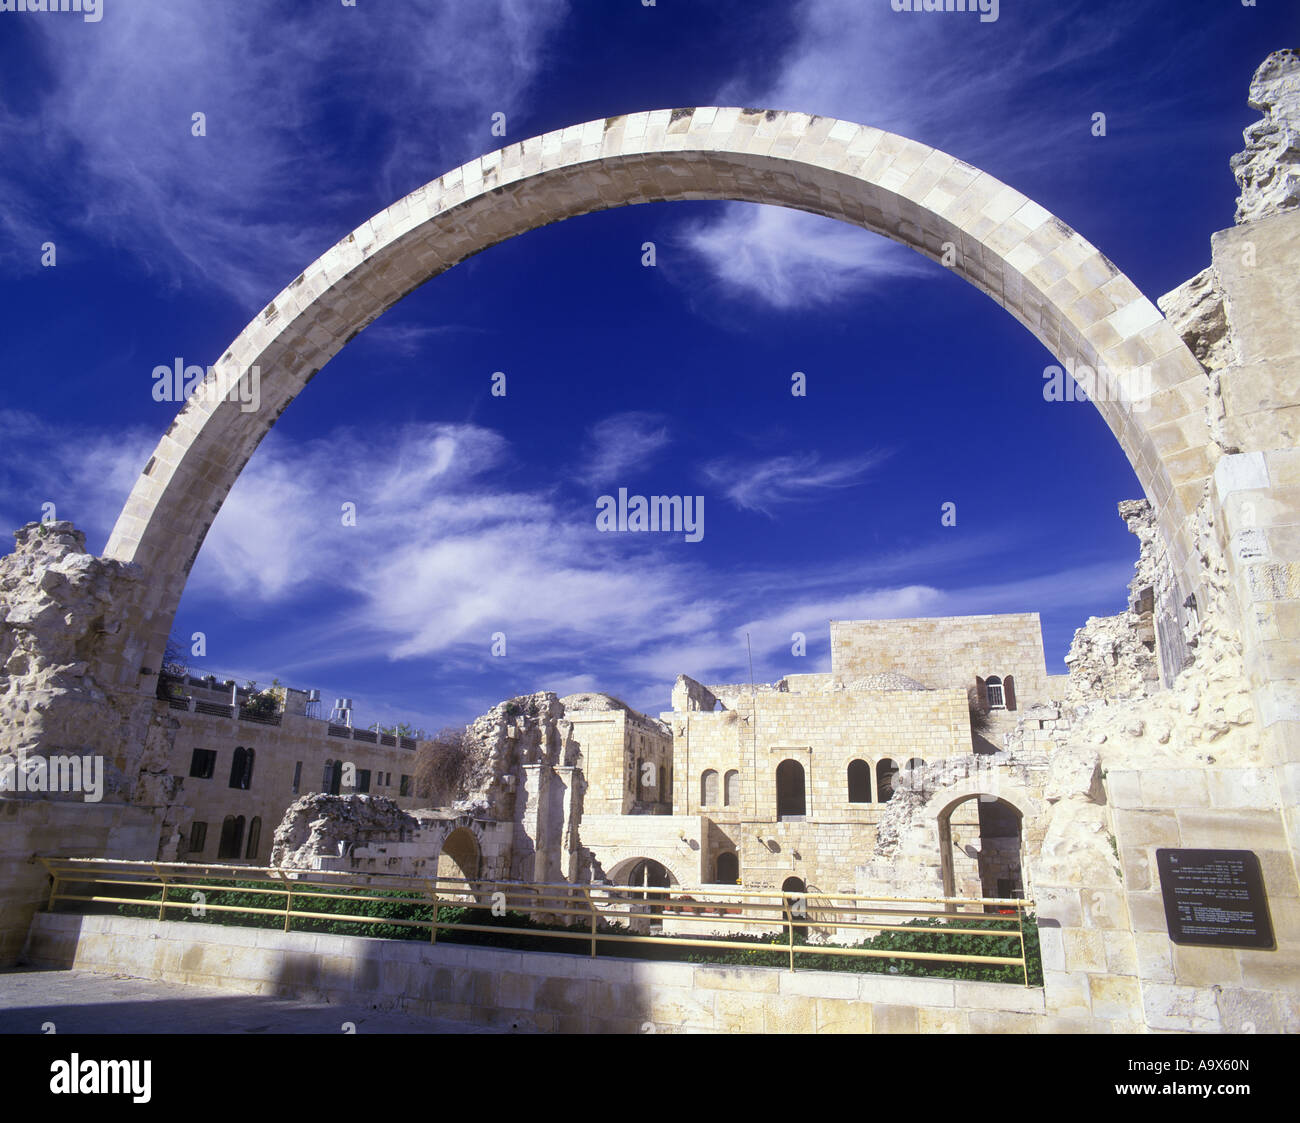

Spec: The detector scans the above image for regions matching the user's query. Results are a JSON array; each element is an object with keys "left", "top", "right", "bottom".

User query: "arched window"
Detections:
[
  {"left": 635, "top": 756, "right": 644, "bottom": 799},
  {"left": 906, "top": 757, "right": 926, "bottom": 770},
  {"left": 217, "top": 814, "right": 245, "bottom": 859},
  {"left": 245, "top": 816, "right": 262, "bottom": 861},
  {"left": 776, "top": 759, "right": 806, "bottom": 819},
  {"left": 228, "top": 746, "right": 254, "bottom": 790},
  {"left": 701, "top": 769, "right": 719, "bottom": 806},
  {"left": 322, "top": 759, "right": 334, "bottom": 792},
  {"left": 847, "top": 759, "right": 872, "bottom": 803},
  {"left": 658, "top": 765, "right": 666, "bottom": 800},
  {"left": 877, "top": 758, "right": 899, "bottom": 802},
  {"left": 724, "top": 769, "right": 740, "bottom": 806},
  {"left": 328, "top": 759, "right": 343, "bottom": 795},
  {"left": 986, "top": 675, "right": 1005, "bottom": 709},
  {"left": 715, "top": 851, "right": 740, "bottom": 885}
]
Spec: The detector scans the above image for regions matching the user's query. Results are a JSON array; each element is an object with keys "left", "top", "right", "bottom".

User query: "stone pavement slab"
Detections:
[{"left": 0, "top": 967, "right": 502, "bottom": 1034}]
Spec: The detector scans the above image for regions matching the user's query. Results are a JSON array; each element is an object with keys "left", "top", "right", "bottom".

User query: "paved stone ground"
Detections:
[{"left": 0, "top": 967, "right": 501, "bottom": 1034}]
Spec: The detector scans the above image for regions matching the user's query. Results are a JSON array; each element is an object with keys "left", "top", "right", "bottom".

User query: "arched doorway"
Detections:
[
  {"left": 776, "top": 759, "right": 806, "bottom": 819},
  {"left": 714, "top": 851, "right": 740, "bottom": 885},
  {"left": 102, "top": 109, "right": 1209, "bottom": 682},
  {"left": 938, "top": 795, "right": 1024, "bottom": 906},
  {"left": 436, "top": 826, "right": 480, "bottom": 884}
]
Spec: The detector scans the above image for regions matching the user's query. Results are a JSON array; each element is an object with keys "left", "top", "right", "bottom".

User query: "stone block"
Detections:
[
  {"left": 1086, "top": 974, "right": 1142, "bottom": 1022},
  {"left": 713, "top": 989, "right": 768, "bottom": 1032},
  {"left": 1139, "top": 769, "right": 1211, "bottom": 809},
  {"left": 1216, "top": 987, "right": 1285, "bottom": 1034},
  {"left": 693, "top": 965, "right": 779, "bottom": 993},
  {"left": 917, "top": 1006, "right": 969, "bottom": 1033},
  {"left": 818, "top": 997, "right": 873, "bottom": 1033},
  {"left": 1113, "top": 810, "right": 1181, "bottom": 848},
  {"left": 1062, "top": 928, "right": 1107, "bottom": 973},
  {"left": 968, "top": 1010, "right": 1043, "bottom": 1033},
  {"left": 1141, "top": 982, "right": 1222, "bottom": 1032},
  {"left": 870, "top": 1003, "right": 919, "bottom": 1034},
  {"left": 647, "top": 986, "right": 714, "bottom": 1031},
  {"left": 1175, "top": 809, "right": 1288, "bottom": 850},
  {"left": 1134, "top": 932, "right": 1174, "bottom": 982}
]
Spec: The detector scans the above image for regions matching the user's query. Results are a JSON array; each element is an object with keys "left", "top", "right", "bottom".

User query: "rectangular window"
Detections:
[
  {"left": 189, "top": 749, "right": 216, "bottom": 779},
  {"left": 400, "top": 774, "right": 412, "bottom": 797},
  {"left": 356, "top": 768, "right": 371, "bottom": 794},
  {"left": 291, "top": 761, "right": 302, "bottom": 794},
  {"left": 189, "top": 821, "right": 208, "bottom": 854}
]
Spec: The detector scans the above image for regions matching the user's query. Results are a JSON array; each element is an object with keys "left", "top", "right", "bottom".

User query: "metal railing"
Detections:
[{"left": 35, "top": 857, "right": 1037, "bottom": 985}]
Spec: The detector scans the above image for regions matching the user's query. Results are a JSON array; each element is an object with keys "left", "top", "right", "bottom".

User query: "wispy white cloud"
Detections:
[
  {"left": 683, "top": 0, "right": 1147, "bottom": 308},
  {"left": 0, "top": 410, "right": 156, "bottom": 550},
  {"left": 0, "top": 410, "right": 1129, "bottom": 724},
  {"left": 576, "top": 412, "right": 672, "bottom": 486},
  {"left": 0, "top": 1, "right": 569, "bottom": 306},
  {"left": 701, "top": 449, "right": 890, "bottom": 515}
]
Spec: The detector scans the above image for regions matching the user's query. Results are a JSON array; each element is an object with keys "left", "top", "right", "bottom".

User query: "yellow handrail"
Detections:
[{"left": 35, "top": 857, "right": 1037, "bottom": 984}]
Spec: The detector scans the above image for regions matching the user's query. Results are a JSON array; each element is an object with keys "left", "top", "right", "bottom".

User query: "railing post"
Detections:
[
  {"left": 427, "top": 879, "right": 438, "bottom": 944},
  {"left": 1018, "top": 902, "right": 1030, "bottom": 988},
  {"left": 284, "top": 876, "right": 293, "bottom": 933},
  {"left": 152, "top": 863, "right": 168, "bottom": 922},
  {"left": 585, "top": 888, "right": 597, "bottom": 958},
  {"left": 785, "top": 894, "right": 795, "bottom": 972}
]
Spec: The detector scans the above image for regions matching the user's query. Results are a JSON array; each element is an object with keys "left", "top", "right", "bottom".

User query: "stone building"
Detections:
[{"left": 157, "top": 673, "right": 426, "bottom": 864}]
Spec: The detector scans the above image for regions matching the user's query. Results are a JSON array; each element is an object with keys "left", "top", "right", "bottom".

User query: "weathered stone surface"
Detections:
[
  {"left": 1231, "top": 49, "right": 1300, "bottom": 226},
  {"left": 270, "top": 792, "right": 423, "bottom": 868},
  {"left": 1157, "top": 266, "right": 1234, "bottom": 372},
  {"left": 0, "top": 521, "right": 163, "bottom": 807}
]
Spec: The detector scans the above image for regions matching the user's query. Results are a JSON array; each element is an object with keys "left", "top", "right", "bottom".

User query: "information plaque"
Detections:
[{"left": 1155, "top": 848, "right": 1274, "bottom": 949}]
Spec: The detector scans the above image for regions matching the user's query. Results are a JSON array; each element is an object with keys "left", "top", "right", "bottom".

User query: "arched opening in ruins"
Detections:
[
  {"left": 436, "top": 826, "right": 480, "bottom": 883},
  {"left": 775, "top": 760, "right": 806, "bottom": 820},
  {"left": 937, "top": 795, "right": 1024, "bottom": 906},
  {"left": 877, "top": 759, "right": 899, "bottom": 803}
]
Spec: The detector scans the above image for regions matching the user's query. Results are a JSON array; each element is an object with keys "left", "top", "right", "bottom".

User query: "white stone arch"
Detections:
[
  {"left": 929, "top": 776, "right": 1042, "bottom": 902},
  {"left": 604, "top": 853, "right": 691, "bottom": 890},
  {"left": 103, "top": 108, "right": 1213, "bottom": 682}
]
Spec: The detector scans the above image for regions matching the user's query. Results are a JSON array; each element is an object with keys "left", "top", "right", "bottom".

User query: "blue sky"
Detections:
[{"left": 0, "top": 0, "right": 1293, "bottom": 732}]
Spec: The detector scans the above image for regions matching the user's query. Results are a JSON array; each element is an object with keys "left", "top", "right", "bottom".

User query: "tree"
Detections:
[{"left": 413, "top": 726, "right": 470, "bottom": 804}]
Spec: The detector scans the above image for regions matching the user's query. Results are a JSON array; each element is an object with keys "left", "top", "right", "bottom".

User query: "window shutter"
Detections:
[
  {"left": 975, "top": 676, "right": 988, "bottom": 709},
  {"left": 1004, "top": 675, "right": 1017, "bottom": 711}
]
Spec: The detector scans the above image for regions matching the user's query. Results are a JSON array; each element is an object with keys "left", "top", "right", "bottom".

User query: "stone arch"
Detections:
[
  {"left": 929, "top": 779, "right": 1042, "bottom": 904},
  {"left": 605, "top": 853, "right": 690, "bottom": 890},
  {"left": 102, "top": 108, "right": 1212, "bottom": 684},
  {"left": 435, "top": 825, "right": 480, "bottom": 882}
]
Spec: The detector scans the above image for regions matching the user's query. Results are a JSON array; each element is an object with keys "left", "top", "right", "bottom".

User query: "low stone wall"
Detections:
[
  {"left": 23, "top": 912, "right": 1047, "bottom": 1033},
  {"left": 0, "top": 800, "right": 159, "bottom": 966}
]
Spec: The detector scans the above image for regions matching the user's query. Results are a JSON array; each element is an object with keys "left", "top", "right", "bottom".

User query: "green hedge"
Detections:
[{"left": 111, "top": 879, "right": 1040, "bottom": 985}]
